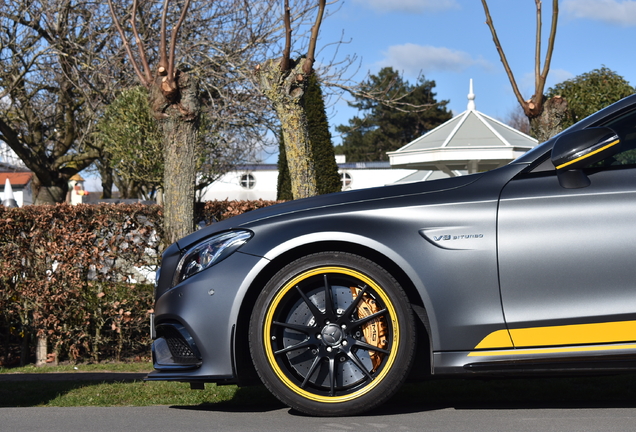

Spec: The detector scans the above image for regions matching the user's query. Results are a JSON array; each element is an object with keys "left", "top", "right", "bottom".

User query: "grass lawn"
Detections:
[
  {"left": 0, "top": 362, "right": 154, "bottom": 374},
  {"left": 0, "top": 362, "right": 282, "bottom": 408},
  {"left": 0, "top": 380, "right": 282, "bottom": 409},
  {"left": 2, "top": 362, "right": 636, "bottom": 410}
]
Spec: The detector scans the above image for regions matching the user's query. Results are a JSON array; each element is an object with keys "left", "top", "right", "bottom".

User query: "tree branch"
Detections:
[
  {"left": 541, "top": 0, "right": 559, "bottom": 84},
  {"left": 280, "top": 0, "right": 292, "bottom": 71},
  {"left": 159, "top": 0, "right": 170, "bottom": 75},
  {"left": 131, "top": 0, "right": 153, "bottom": 83},
  {"left": 303, "top": 0, "right": 326, "bottom": 75},
  {"left": 107, "top": 0, "right": 151, "bottom": 86},
  {"left": 480, "top": 0, "right": 525, "bottom": 109},
  {"left": 54, "top": 149, "right": 102, "bottom": 170},
  {"left": 0, "top": 118, "right": 33, "bottom": 165},
  {"left": 330, "top": 82, "right": 437, "bottom": 113},
  {"left": 168, "top": 0, "right": 192, "bottom": 79},
  {"left": 0, "top": 12, "right": 52, "bottom": 43},
  {"left": 534, "top": 0, "right": 542, "bottom": 98}
]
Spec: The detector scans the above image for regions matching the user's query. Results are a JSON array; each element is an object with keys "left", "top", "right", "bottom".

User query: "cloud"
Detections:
[
  {"left": 353, "top": 0, "right": 459, "bottom": 14},
  {"left": 378, "top": 43, "right": 492, "bottom": 76},
  {"left": 563, "top": 0, "right": 636, "bottom": 26}
]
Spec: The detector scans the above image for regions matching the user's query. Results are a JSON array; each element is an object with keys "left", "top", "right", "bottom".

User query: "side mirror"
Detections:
[{"left": 551, "top": 127, "right": 621, "bottom": 188}]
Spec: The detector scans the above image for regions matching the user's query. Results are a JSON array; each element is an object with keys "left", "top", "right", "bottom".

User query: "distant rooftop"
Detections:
[
  {"left": 388, "top": 79, "right": 538, "bottom": 175},
  {"left": 0, "top": 172, "right": 33, "bottom": 187}
]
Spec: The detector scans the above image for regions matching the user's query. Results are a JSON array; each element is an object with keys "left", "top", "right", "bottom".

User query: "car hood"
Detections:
[{"left": 176, "top": 174, "right": 483, "bottom": 250}]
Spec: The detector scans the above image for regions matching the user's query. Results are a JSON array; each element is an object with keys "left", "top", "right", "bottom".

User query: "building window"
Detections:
[
  {"left": 340, "top": 171, "right": 352, "bottom": 190},
  {"left": 240, "top": 173, "right": 256, "bottom": 189}
]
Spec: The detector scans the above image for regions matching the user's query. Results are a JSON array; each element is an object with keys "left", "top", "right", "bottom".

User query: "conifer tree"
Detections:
[
  {"left": 277, "top": 130, "right": 293, "bottom": 200},
  {"left": 335, "top": 67, "right": 451, "bottom": 162},
  {"left": 306, "top": 74, "right": 341, "bottom": 195}
]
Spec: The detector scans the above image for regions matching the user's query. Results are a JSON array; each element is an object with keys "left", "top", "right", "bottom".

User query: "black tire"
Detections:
[{"left": 249, "top": 252, "right": 416, "bottom": 416}]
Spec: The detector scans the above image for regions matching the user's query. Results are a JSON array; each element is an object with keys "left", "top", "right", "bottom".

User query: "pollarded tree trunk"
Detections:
[
  {"left": 529, "top": 95, "right": 569, "bottom": 143},
  {"left": 257, "top": 58, "right": 317, "bottom": 200},
  {"left": 150, "top": 71, "right": 200, "bottom": 245}
]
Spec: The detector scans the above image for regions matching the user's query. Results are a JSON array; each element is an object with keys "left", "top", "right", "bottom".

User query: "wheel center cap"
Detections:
[{"left": 321, "top": 324, "right": 343, "bottom": 346}]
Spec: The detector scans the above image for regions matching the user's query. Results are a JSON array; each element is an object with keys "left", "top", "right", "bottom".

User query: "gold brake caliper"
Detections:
[{"left": 349, "top": 287, "right": 388, "bottom": 371}]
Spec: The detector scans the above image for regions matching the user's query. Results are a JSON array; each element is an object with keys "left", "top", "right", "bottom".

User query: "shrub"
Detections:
[{"left": 0, "top": 199, "right": 281, "bottom": 366}]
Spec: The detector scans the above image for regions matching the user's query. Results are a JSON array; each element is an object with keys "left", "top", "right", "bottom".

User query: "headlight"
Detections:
[{"left": 173, "top": 230, "right": 252, "bottom": 286}]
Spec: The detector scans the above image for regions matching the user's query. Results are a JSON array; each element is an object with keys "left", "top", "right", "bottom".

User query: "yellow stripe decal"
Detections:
[
  {"left": 510, "top": 320, "right": 636, "bottom": 347},
  {"left": 471, "top": 320, "right": 636, "bottom": 356},
  {"left": 474, "top": 329, "right": 513, "bottom": 349},
  {"left": 555, "top": 139, "right": 619, "bottom": 170},
  {"left": 468, "top": 343, "right": 636, "bottom": 357}
]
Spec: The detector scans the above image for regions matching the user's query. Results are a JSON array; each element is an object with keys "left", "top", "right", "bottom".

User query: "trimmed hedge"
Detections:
[
  {"left": 0, "top": 199, "right": 280, "bottom": 366},
  {"left": 195, "top": 199, "right": 283, "bottom": 226}
]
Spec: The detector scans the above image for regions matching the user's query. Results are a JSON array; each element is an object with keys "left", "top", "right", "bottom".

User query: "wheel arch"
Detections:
[{"left": 232, "top": 240, "right": 433, "bottom": 385}]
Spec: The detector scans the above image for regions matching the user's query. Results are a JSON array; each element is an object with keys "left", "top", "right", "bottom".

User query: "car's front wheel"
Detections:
[{"left": 249, "top": 252, "right": 416, "bottom": 416}]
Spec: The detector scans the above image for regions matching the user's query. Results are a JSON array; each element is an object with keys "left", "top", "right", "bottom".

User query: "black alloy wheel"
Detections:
[{"left": 249, "top": 252, "right": 416, "bottom": 416}]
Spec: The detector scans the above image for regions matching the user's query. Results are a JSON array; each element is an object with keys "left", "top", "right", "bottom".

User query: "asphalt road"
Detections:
[
  {"left": 3, "top": 372, "right": 636, "bottom": 431},
  {"left": 3, "top": 405, "right": 636, "bottom": 431}
]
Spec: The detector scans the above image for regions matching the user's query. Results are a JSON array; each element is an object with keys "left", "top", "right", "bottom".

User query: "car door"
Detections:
[{"left": 497, "top": 108, "right": 636, "bottom": 350}]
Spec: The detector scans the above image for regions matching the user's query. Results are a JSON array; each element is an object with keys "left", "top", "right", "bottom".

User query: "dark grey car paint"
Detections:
[
  {"left": 499, "top": 167, "right": 636, "bottom": 330},
  {"left": 149, "top": 93, "right": 636, "bottom": 383}
]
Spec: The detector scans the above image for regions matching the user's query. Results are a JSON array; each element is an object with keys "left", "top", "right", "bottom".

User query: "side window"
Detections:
[
  {"left": 529, "top": 108, "right": 636, "bottom": 175},
  {"left": 593, "top": 109, "right": 636, "bottom": 168}
]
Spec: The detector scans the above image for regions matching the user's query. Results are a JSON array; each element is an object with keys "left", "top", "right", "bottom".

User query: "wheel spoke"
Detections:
[
  {"left": 296, "top": 285, "right": 324, "bottom": 322},
  {"left": 272, "top": 320, "right": 314, "bottom": 334},
  {"left": 341, "top": 284, "right": 368, "bottom": 320},
  {"left": 300, "top": 354, "right": 323, "bottom": 389},
  {"left": 274, "top": 339, "right": 313, "bottom": 356},
  {"left": 328, "top": 356, "right": 336, "bottom": 396},
  {"left": 351, "top": 308, "right": 388, "bottom": 328},
  {"left": 345, "top": 350, "right": 374, "bottom": 380},
  {"left": 322, "top": 274, "right": 337, "bottom": 319},
  {"left": 353, "top": 339, "right": 390, "bottom": 355}
]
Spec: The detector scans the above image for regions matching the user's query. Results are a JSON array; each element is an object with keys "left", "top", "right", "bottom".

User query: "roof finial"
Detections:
[
  {"left": 467, "top": 79, "right": 476, "bottom": 111},
  {"left": 2, "top": 178, "right": 18, "bottom": 208}
]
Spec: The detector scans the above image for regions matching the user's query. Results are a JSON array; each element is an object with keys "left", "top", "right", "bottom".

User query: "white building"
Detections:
[{"left": 199, "top": 160, "right": 419, "bottom": 201}]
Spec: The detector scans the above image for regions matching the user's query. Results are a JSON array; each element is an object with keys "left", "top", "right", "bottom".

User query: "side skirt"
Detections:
[{"left": 434, "top": 343, "right": 636, "bottom": 375}]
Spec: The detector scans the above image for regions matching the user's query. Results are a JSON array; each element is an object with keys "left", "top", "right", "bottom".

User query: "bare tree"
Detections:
[
  {"left": 107, "top": 0, "right": 326, "bottom": 239},
  {"left": 481, "top": 0, "right": 566, "bottom": 142},
  {"left": 255, "top": 0, "right": 329, "bottom": 199},
  {"left": 0, "top": 1, "right": 120, "bottom": 204},
  {"left": 108, "top": 0, "right": 201, "bottom": 244},
  {"left": 504, "top": 104, "right": 531, "bottom": 135}
]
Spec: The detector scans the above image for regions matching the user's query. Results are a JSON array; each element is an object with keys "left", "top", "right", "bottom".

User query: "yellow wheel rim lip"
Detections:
[{"left": 263, "top": 266, "right": 400, "bottom": 403}]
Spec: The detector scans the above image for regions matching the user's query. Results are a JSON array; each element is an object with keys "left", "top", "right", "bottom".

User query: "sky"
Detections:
[
  {"left": 79, "top": 0, "right": 636, "bottom": 187},
  {"left": 314, "top": 0, "right": 636, "bottom": 146}
]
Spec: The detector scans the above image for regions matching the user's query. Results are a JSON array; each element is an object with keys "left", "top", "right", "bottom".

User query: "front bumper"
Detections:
[
  {"left": 146, "top": 251, "right": 266, "bottom": 383},
  {"left": 152, "top": 322, "right": 202, "bottom": 370}
]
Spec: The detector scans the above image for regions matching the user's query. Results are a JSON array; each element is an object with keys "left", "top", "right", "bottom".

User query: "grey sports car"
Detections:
[{"left": 148, "top": 94, "right": 636, "bottom": 416}]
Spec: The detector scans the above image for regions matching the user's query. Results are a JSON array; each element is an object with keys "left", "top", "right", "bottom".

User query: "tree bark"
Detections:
[
  {"left": 257, "top": 58, "right": 317, "bottom": 199},
  {"left": 35, "top": 335, "right": 47, "bottom": 367},
  {"left": 97, "top": 161, "right": 114, "bottom": 199},
  {"left": 32, "top": 175, "right": 68, "bottom": 205},
  {"left": 529, "top": 95, "right": 569, "bottom": 143},
  {"left": 150, "top": 71, "right": 200, "bottom": 245},
  {"left": 20, "top": 332, "right": 28, "bottom": 367}
]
